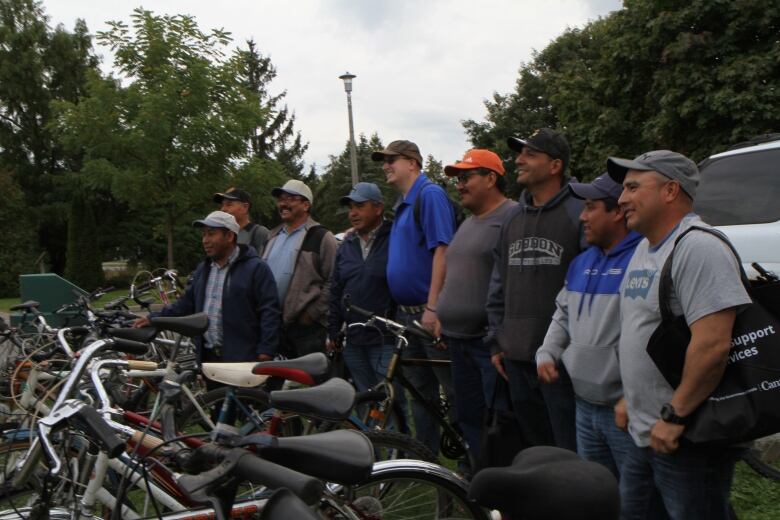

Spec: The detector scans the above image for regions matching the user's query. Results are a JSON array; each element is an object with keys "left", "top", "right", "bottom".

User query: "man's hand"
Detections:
[
  {"left": 650, "top": 419, "right": 685, "bottom": 454},
  {"left": 421, "top": 308, "right": 437, "bottom": 334},
  {"left": 536, "top": 361, "right": 559, "bottom": 383},
  {"left": 325, "top": 339, "right": 340, "bottom": 354},
  {"left": 614, "top": 397, "right": 628, "bottom": 431},
  {"left": 491, "top": 352, "right": 508, "bottom": 381},
  {"left": 257, "top": 354, "right": 273, "bottom": 362},
  {"left": 133, "top": 316, "right": 151, "bottom": 328}
]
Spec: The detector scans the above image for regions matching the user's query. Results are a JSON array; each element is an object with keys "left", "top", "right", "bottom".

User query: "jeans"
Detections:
[
  {"left": 619, "top": 441, "right": 742, "bottom": 520},
  {"left": 575, "top": 398, "right": 633, "bottom": 478},
  {"left": 504, "top": 359, "right": 577, "bottom": 451},
  {"left": 280, "top": 322, "right": 327, "bottom": 358},
  {"left": 397, "top": 309, "right": 455, "bottom": 455},
  {"left": 447, "top": 336, "right": 509, "bottom": 460}
]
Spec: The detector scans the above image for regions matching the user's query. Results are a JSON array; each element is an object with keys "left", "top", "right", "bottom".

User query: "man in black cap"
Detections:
[
  {"left": 214, "top": 187, "right": 269, "bottom": 256},
  {"left": 486, "top": 128, "right": 582, "bottom": 451},
  {"left": 608, "top": 150, "right": 750, "bottom": 519}
]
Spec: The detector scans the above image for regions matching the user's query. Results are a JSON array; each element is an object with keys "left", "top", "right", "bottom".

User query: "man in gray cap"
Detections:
[
  {"left": 535, "top": 173, "right": 640, "bottom": 479},
  {"left": 135, "top": 211, "right": 280, "bottom": 366},
  {"left": 608, "top": 150, "right": 750, "bottom": 519},
  {"left": 327, "top": 182, "right": 397, "bottom": 393},
  {"left": 263, "top": 179, "right": 337, "bottom": 359}
]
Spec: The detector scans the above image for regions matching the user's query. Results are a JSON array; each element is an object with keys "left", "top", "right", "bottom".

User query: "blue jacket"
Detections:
[
  {"left": 328, "top": 221, "right": 395, "bottom": 346},
  {"left": 155, "top": 244, "right": 281, "bottom": 361}
]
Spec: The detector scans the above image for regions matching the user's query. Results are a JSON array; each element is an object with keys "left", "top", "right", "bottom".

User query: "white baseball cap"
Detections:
[{"left": 271, "top": 179, "right": 314, "bottom": 204}]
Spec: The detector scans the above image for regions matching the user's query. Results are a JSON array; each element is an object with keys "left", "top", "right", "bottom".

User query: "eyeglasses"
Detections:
[
  {"left": 277, "top": 193, "right": 305, "bottom": 203},
  {"left": 383, "top": 156, "right": 401, "bottom": 165},
  {"left": 455, "top": 170, "right": 491, "bottom": 185}
]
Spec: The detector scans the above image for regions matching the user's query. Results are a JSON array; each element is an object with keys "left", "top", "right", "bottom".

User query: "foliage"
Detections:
[
  {"left": 237, "top": 39, "right": 308, "bottom": 178},
  {"left": 51, "top": 9, "right": 266, "bottom": 269},
  {"left": 64, "top": 196, "right": 104, "bottom": 291},
  {"left": 0, "top": 0, "right": 99, "bottom": 273},
  {"left": 0, "top": 170, "right": 37, "bottom": 296},
  {"left": 464, "top": 0, "right": 780, "bottom": 194}
]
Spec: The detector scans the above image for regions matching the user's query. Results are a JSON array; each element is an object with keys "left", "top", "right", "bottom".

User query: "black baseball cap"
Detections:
[
  {"left": 507, "top": 128, "right": 571, "bottom": 170},
  {"left": 213, "top": 187, "right": 251, "bottom": 205}
]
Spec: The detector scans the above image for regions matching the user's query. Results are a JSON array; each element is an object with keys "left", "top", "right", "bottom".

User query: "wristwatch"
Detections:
[{"left": 660, "top": 403, "right": 687, "bottom": 425}]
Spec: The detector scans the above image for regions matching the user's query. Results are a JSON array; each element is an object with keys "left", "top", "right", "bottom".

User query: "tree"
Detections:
[
  {"left": 464, "top": 0, "right": 780, "bottom": 187},
  {"left": 52, "top": 9, "right": 266, "bottom": 269},
  {"left": 0, "top": 0, "right": 99, "bottom": 274},
  {"left": 0, "top": 170, "right": 37, "bottom": 295},
  {"left": 64, "top": 197, "right": 103, "bottom": 290},
  {"left": 237, "top": 39, "right": 308, "bottom": 177}
]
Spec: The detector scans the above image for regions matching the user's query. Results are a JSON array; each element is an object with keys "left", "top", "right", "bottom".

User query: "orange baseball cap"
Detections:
[{"left": 444, "top": 149, "right": 505, "bottom": 176}]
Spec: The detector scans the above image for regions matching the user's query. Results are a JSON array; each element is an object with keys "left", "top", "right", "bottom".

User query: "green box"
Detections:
[{"left": 9, "top": 274, "right": 87, "bottom": 328}]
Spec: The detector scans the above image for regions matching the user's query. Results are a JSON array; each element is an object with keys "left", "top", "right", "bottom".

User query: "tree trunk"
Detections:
[{"left": 166, "top": 214, "right": 175, "bottom": 269}]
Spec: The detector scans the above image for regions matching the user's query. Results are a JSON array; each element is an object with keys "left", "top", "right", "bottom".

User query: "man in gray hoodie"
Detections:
[
  {"left": 535, "top": 174, "right": 640, "bottom": 477},
  {"left": 486, "top": 128, "right": 583, "bottom": 451}
]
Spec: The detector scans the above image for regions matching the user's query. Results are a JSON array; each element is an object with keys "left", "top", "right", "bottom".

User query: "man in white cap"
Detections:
[
  {"left": 135, "top": 211, "right": 280, "bottom": 365},
  {"left": 263, "top": 179, "right": 338, "bottom": 359}
]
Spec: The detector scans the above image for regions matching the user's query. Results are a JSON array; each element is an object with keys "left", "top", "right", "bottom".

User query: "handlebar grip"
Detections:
[
  {"left": 345, "top": 302, "right": 375, "bottom": 320},
  {"left": 234, "top": 451, "right": 323, "bottom": 505},
  {"left": 111, "top": 338, "right": 149, "bottom": 356},
  {"left": 72, "top": 406, "right": 125, "bottom": 458},
  {"left": 260, "top": 488, "right": 322, "bottom": 520}
]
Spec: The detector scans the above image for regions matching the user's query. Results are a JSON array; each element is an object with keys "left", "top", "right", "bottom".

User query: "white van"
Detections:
[{"left": 695, "top": 135, "right": 780, "bottom": 280}]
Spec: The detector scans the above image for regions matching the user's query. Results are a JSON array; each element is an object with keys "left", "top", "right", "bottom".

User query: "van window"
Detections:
[{"left": 695, "top": 149, "right": 780, "bottom": 226}]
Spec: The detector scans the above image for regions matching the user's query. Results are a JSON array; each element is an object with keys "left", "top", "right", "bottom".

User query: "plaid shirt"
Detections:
[{"left": 203, "top": 246, "right": 240, "bottom": 349}]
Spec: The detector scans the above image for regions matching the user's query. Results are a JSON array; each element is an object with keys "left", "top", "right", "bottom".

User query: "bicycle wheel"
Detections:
[
  {"left": 325, "top": 460, "right": 490, "bottom": 520},
  {"left": 352, "top": 390, "right": 409, "bottom": 433},
  {"left": 742, "top": 433, "right": 780, "bottom": 481},
  {"left": 362, "top": 430, "right": 438, "bottom": 463},
  {"left": 176, "top": 386, "right": 271, "bottom": 435},
  {"left": 0, "top": 442, "right": 39, "bottom": 510}
]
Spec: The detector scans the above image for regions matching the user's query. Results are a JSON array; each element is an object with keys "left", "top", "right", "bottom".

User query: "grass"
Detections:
[
  {"left": 731, "top": 461, "right": 780, "bottom": 519},
  {"left": 0, "top": 288, "right": 157, "bottom": 314}
]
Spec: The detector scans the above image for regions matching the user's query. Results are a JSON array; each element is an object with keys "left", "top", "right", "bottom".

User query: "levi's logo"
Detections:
[{"left": 623, "top": 269, "right": 656, "bottom": 299}]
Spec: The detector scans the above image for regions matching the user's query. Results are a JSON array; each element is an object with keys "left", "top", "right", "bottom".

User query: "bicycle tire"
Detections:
[
  {"left": 352, "top": 389, "right": 409, "bottom": 433},
  {"left": 325, "top": 460, "right": 490, "bottom": 520},
  {"left": 362, "top": 430, "right": 438, "bottom": 463},
  {"left": 742, "top": 434, "right": 780, "bottom": 481},
  {"left": 0, "top": 442, "right": 39, "bottom": 510},
  {"left": 176, "top": 386, "right": 271, "bottom": 435}
]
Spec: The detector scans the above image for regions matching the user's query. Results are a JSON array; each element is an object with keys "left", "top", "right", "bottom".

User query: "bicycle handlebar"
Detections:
[{"left": 345, "top": 301, "right": 437, "bottom": 342}]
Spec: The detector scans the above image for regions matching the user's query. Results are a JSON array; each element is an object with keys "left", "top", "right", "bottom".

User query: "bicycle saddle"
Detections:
[
  {"left": 256, "top": 429, "right": 374, "bottom": 486},
  {"left": 201, "top": 362, "right": 268, "bottom": 387},
  {"left": 109, "top": 326, "right": 158, "bottom": 344},
  {"left": 150, "top": 313, "right": 208, "bottom": 337},
  {"left": 253, "top": 352, "right": 330, "bottom": 385},
  {"left": 269, "top": 377, "right": 354, "bottom": 422},
  {"left": 10, "top": 300, "right": 40, "bottom": 312},
  {"left": 468, "top": 446, "right": 619, "bottom": 520}
]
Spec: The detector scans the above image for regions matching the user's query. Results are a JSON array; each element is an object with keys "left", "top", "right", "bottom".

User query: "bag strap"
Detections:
[{"left": 658, "top": 225, "right": 750, "bottom": 323}]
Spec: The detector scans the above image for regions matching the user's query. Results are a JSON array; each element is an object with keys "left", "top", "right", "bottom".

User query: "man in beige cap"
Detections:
[{"left": 263, "top": 179, "right": 338, "bottom": 360}]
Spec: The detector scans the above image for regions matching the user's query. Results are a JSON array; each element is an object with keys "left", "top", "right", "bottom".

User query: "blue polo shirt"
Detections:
[{"left": 387, "top": 175, "right": 455, "bottom": 305}]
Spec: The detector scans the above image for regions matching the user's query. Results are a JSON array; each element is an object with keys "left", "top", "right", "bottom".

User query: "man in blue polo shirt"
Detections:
[{"left": 371, "top": 139, "right": 456, "bottom": 455}]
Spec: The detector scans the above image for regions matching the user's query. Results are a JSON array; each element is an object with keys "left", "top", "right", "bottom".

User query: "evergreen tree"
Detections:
[
  {"left": 64, "top": 196, "right": 103, "bottom": 290},
  {"left": 0, "top": 170, "right": 37, "bottom": 296}
]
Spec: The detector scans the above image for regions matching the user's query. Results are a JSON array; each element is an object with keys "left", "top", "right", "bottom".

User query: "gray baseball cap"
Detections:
[
  {"left": 340, "top": 182, "right": 384, "bottom": 205},
  {"left": 193, "top": 211, "right": 240, "bottom": 235},
  {"left": 607, "top": 150, "right": 700, "bottom": 199}
]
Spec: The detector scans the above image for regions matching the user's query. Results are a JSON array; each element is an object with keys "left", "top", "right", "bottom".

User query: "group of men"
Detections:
[{"left": 138, "top": 130, "right": 748, "bottom": 520}]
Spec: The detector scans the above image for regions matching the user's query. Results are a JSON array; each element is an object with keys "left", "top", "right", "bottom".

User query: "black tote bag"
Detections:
[
  {"left": 646, "top": 226, "right": 780, "bottom": 445},
  {"left": 475, "top": 377, "right": 526, "bottom": 470}
]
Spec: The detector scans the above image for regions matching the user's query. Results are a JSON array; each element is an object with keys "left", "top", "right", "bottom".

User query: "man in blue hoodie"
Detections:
[
  {"left": 535, "top": 174, "right": 640, "bottom": 477},
  {"left": 486, "top": 128, "right": 583, "bottom": 451}
]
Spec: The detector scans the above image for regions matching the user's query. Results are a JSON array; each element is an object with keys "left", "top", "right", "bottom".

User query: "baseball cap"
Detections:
[
  {"left": 271, "top": 179, "right": 314, "bottom": 204},
  {"left": 507, "top": 128, "right": 571, "bottom": 169},
  {"left": 568, "top": 173, "right": 623, "bottom": 201},
  {"left": 444, "top": 149, "right": 505, "bottom": 176},
  {"left": 213, "top": 187, "right": 251, "bottom": 205},
  {"left": 606, "top": 150, "right": 700, "bottom": 199},
  {"left": 370, "top": 140, "right": 424, "bottom": 166},
  {"left": 339, "top": 182, "right": 384, "bottom": 205},
  {"left": 193, "top": 211, "right": 240, "bottom": 235}
]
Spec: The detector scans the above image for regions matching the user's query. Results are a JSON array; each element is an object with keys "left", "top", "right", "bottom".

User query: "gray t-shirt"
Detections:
[
  {"left": 438, "top": 199, "right": 517, "bottom": 339},
  {"left": 238, "top": 223, "right": 269, "bottom": 257},
  {"left": 619, "top": 213, "right": 751, "bottom": 447}
]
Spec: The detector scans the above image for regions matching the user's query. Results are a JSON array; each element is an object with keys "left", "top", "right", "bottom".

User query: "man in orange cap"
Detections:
[{"left": 437, "top": 149, "right": 517, "bottom": 465}]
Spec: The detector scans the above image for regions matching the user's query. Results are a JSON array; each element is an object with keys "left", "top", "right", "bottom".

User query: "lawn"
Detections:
[
  {"left": 0, "top": 289, "right": 140, "bottom": 314},
  {"left": 731, "top": 461, "right": 780, "bottom": 519}
]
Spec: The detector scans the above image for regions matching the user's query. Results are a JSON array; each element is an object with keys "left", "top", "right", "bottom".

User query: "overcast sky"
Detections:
[{"left": 43, "top": 0, "right": 622, "bottom": 172}]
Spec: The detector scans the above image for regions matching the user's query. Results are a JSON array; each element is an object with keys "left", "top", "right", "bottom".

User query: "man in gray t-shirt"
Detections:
[
  {"left": 436, "top": 149, "right": 517, "bottom": 463},
  {"left": 608, "top": 150, "right": 750, "bottom": 520}
]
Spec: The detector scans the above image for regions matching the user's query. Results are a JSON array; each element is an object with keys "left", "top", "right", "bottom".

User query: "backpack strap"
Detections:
[
  {"left": 413, "top": 180, "right": 436, "bottom": 230},
  {"left": 300, "top": 225, "right": 328, "bottom": 277},
  {"left": 658, "top": 226, "right": 750, "bottom": 323}
]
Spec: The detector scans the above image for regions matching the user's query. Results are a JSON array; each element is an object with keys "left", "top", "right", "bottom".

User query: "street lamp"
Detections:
[{"left": 339, "top": 72, "right": 359, "bottom": 186}]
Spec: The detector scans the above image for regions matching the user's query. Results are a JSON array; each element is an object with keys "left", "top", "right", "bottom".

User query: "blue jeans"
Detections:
[
  {"left": 575, "top": 398, "right": 633, "bottom": 478},
  {"left": 397, "top": 309, "right": 455, "bottom": 455},
  {"left": 504, "top": 359, "right": 577, "bottom": 451},
  {"left": 619, "top": 441, "right": 742, "bottom": 520},
  {"left": 447, "top": 336, "right": 508, "bottom": 460}
]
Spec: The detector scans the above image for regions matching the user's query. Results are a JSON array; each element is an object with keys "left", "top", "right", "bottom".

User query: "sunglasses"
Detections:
[{"left": 383, "top": 155, "right": 404, "bottom": 165}]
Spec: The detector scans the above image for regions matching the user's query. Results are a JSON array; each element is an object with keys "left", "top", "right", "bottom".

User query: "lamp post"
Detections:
[{"left": 339, "top": 72, "right": 359, "bottom": 186}]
